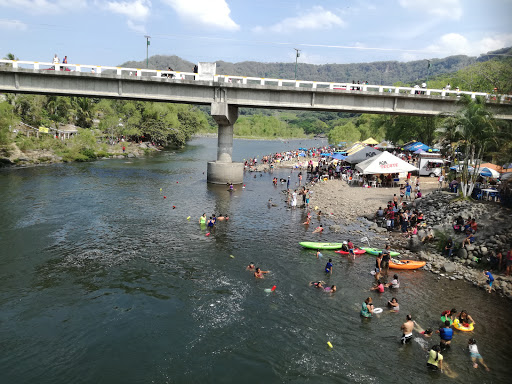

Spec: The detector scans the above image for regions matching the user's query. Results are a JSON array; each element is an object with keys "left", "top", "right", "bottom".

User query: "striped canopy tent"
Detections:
[
  {"left": 362, "top": 137, "right": 379, "bottom": 145},
  {"left": 344, "top": 146, "right": 382, "bottom": 164},
  {"left": 344, "top": 142, "right": 365, "bottom": 154}
]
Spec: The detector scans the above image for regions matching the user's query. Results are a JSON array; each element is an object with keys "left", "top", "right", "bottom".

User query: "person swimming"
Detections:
[
  {"left": 310, "top": 281, "right": 325, "bottom": 288},
  {"left": 316, "top": 249, "right": 322, "bottom": 259},
  {"left": 254, "top": 267, "right": 269, "bottom": 279},
  {"left": 388, "top": 297, "right": 399, "bottom": 310},
  {"left": 324, "top": 285, "right": 337, "bottom": 293},
  {"left": 468, "top": 338, "right": 490, "bottom": 371},
  {"left": 246, "top": 262, "right": 255, "bottom": 271},
  {"left": 199, "top": 213, "right": 207, "bottom": 225}
]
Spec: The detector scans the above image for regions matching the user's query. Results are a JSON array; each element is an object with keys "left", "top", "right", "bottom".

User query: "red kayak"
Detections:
[{"left": 335, "top": 249, "right": 366, "bottom": 255}]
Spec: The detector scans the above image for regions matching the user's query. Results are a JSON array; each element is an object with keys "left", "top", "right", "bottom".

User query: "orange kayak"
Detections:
[{"left": 389, "top": 260, "right": 426, "bottom": 270}]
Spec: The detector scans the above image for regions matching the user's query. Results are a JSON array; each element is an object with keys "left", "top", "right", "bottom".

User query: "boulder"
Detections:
[
  {"left": 329, "top": 225, "right": 341, "bottom": 233},
  {"left": 457, "top": 248, "right": 468, "bottom": 260},
  {"left": 408, "top": 235, "right": 423, "bottom": 252},
  {"left": 127, "top": 153, "right": 136, "bottom": 158},
  {"left": 442, "top": 262, "right": 456, "bottom": 273}
]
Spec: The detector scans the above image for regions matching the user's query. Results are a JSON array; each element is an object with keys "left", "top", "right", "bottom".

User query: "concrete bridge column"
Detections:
[{"left": 207, "top": 102, "right": 244, "bottom": 184}]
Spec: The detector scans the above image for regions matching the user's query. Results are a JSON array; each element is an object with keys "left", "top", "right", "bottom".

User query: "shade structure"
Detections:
[
  {"left": 355, "top": 151, "right": 419, "bottom": 174},
  {"left": 331, "top": 153, "right": 346, "bottom": 160},
  {"left": 503, "top": 163, "right": 512, "bottom": 170},
  {"left": 479, "top": 167, "right": 500, "bottom": 178},
  {"left": 403, "top": 141, "right": 430, "bottom": 152},
  {"left": 376, "top": 141, "right": 395, "bottom": 149},
  {"left": 344, "top": 146, "right": 382, "bottom": 164},
  {"left": 501, "top": 172, "right": 512, "bottom": 181},
  {"left": 362, "top": 137, "right": 379, "bottom": 145},
  {"left": 414, "top": 149, "right": 427, "bottom": 154}
]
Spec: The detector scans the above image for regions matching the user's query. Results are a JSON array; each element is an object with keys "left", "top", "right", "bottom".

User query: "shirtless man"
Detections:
[{"left": 400, "top": 314, "right": 414, "bottom": 344}]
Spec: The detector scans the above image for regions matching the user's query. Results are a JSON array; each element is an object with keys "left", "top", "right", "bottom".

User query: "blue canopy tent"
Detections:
[
  {"left": 404, "top": 142, "right": 430, "bottom": 152},
  {"left": 298, "top": 152, "right": 306, "bottom": 157},
  {"left": 331, "top": 153, "right": 346, "bottom": 160},
  {"left": 320, "top": 153, "right": 331, "bottom": 157}
]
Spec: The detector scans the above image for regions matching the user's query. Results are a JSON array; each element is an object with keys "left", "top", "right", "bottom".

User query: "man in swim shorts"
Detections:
[
  {"left": 381, "top": 245, "right": 391, "bottom": 269},
  {"left": 400, "top": 314, "right": 414, "bottom": 344}
]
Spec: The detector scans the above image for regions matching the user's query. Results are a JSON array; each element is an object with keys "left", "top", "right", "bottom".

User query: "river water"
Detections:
[{"left": 1, "top": 137, "right": 511, "bottom": 384}]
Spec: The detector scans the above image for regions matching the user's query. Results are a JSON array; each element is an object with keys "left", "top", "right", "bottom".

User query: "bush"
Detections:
[{"left": 79, "top": 148, "right": 97, "bottom": 160}]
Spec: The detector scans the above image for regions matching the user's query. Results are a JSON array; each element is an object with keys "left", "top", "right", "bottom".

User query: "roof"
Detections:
[
  {"left": 362, "top": 137, "right": 379, "bottom": 145},
  {"left": 355, "top": 151, "right": 419, "bottom": 174}
]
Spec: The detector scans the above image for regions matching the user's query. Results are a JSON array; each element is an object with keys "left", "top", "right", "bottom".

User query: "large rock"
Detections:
[
  {"left": 442, "top": 262, "right": 456, "bottom": 273},
  {"left": 408, "top": 235, "right": 423, "bottom": 252},
  {"left": 329, "top": 225, "right": 341, "bottom": 233},
  {"left": 457, "top": 248, "right": 468, "bottom": 260},
  {"left": 127, "top": 153, "right": 136, "bottom": 158}
]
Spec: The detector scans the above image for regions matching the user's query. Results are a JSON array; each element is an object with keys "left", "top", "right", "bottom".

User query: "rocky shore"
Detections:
[{"left": 266, "top": 158, "right": 512, "bottom": 299}]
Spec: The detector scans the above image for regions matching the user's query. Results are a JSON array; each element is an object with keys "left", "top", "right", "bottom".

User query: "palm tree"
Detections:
[
  {"left": 437, "top": 95, "right": 498, "bottom": 197},
  {"left": 2, "top": 53, "right": 18, "bottom": 68},
  {"left": 71, "top": 97, "right": 95, "bottom": 128}
]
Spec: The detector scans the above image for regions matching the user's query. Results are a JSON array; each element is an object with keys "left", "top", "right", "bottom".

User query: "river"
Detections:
[{"left": 1, "top": 137, "right": 511, "bottom": 384}]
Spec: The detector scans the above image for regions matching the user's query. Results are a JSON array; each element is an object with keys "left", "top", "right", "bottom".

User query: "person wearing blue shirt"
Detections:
[
  {"left": 325, "top": 259, "right": 333, "bottom": 274},
  {"left": 405, "top": 183, "right": 412, "bottom": 201},
  {"left": 484, "top": 270, "right": 494, "bottom": 293},
  {"left": 437, "top": 320, "right": 453, "bottom": 349}
]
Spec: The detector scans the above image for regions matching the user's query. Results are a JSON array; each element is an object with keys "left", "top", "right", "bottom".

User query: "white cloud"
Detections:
[
  {"left": 0, "top": 19, "right": 27, "bottom": 30},
  {"left": 399, "top": 0, "right": 462, "bottom": 20},
  {"left": 102, "top": 0, "right": 151, "bottom": 33},
  {"left": 163, "top": 0, "right": 239, "bottom": 31},
  {"left": 0, "top": 0, "right": 87, "bottom": 14},
  {"left": 426, "top": 33, "right": 512, "bottom": 57},
  {"left": 254, "top": 6, "right": 344, "bottom": 33},
  {"left": 105, "top": 0, "right": 151, "bottom": 22}
]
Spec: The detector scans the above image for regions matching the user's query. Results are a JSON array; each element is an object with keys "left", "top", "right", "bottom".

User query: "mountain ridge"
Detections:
[{"left": 120, "top": 47, "right": 511, "bottom": 85}]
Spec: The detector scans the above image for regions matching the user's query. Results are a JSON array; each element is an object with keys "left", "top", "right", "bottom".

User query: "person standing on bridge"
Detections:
[{"left": 52, "top": 54, "right": 59, "bottom": 70}]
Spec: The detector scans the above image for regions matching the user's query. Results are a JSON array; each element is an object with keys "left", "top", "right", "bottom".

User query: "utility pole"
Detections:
[
  {"left": 294, "top": 48, "right": 301, "bottom": 80},
  {"left": 145, "top": 35, "right": 151, "bottom": 68},
  {"left": 426, "top": 59, "right": 431, "bottom": 86}
]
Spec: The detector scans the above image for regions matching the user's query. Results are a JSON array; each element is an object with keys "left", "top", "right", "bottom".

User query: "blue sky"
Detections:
[{"left": 1, "top": 0, "right": 511, "bottom": 68}]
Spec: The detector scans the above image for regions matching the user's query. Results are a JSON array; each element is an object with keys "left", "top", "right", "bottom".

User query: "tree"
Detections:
[
  {"left": 436, "top": 95, "right": 498, "bottom": 197},
  {"left": 71, "top": 97, "right": 95, "bottom": 128},
  {"left": 327, "top": 122, "right": 360, "bottom": 144}
]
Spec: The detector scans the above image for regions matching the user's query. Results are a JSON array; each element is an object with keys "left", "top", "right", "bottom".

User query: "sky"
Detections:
[{"left": 1, "top": 0, "right": 512, "bottom": 68}]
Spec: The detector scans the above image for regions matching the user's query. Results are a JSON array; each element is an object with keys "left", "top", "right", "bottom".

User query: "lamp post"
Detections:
[
  {"left": 294, "top": 48, "right": 301, "bottom": 80},
  {"left": 145, "top": 35, "right": 151, "bottom": 68},
  {"left": 426, "top": 59, "right": 431, "bottom": 86}
]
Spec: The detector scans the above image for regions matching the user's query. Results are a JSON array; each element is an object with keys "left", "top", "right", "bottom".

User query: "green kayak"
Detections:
[
  {"left": 361, "top": 247, "right": 400, "bottom": 256},
  {"left": 299, "top": 242, "right": 344, "bottom": 250}
]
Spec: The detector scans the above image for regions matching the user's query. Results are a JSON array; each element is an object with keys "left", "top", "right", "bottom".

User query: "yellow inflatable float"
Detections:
[{"left": 453, "top": 319, "right": 474, "bottom": 332}]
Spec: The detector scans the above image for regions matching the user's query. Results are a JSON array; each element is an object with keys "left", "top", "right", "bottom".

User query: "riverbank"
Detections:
[
  {"left": 0, "top": 139, "right": 159, "bottom": 168},
  {"left": 303, "top": 174, "right": 512, "bottom": 299}
]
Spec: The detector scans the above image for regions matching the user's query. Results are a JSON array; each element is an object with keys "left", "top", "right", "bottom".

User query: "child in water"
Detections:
[
  {"left": 316, "top": 249, "right": 322, "bottom": 259},
  {"left": 325, "top": 258, "right": 333, "bottom": 274},
  {"left": 370, "top": 279, "right": 384, "bottom": 293},
  {"left": 468, "top": 338, "right": 490, "bottom": 371}
]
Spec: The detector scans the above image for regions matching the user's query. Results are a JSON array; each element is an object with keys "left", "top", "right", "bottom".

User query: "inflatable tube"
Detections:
[
  {"left": 453, "top": 319, "right": 474, "bottom": 332},
  {"left": 335, "top": 249, "right": 366, "bottom": 255},
  {"left": 373, "top": 308, "right": 383, "bottom": 314},
  {"left": 441, "top": 316, "right": 453, "bottom": 325},
  {"left": 389, "top": 260, "right": 426, "bottom": 270},
  {"left": 361, "top": 247, "right": 400, "bottom": 256}
]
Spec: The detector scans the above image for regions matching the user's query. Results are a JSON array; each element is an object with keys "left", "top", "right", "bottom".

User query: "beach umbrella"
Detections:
[
  {"left": 479, "top": 167, "right": 500, "bottom": 178},
  {"left": 414, "top": 149, "right": 426, "bottom": 154},
  {"left": 503, "top": 163, "right": 512, "bottom": 170},
  {"left": 331, "top": 153, "right": 346, "bottom": 160},
  {"left": 501, "top": 173, "right": 512, "bottom": 181},
  {"left": 298, "top": 153, "right": 306, "bottom": 157}
]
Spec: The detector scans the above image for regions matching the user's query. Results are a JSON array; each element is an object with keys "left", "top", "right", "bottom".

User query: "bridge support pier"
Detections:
[{"left": 207, "top": 102, "right": 243, "bottom": 184}]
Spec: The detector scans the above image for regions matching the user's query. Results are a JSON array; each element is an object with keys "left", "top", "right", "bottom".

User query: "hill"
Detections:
[{"left": 120, "top": 47, "right": 511, "bottom": 85}]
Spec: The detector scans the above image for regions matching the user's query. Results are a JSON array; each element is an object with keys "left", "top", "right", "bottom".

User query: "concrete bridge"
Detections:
[{"left": 1, "top": 60, "right": 511, "bottom": 184}]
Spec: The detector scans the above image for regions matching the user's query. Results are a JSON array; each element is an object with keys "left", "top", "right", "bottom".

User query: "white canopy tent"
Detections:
[{"left": 355, "top": 151, "right": 419, "bottom": 174}]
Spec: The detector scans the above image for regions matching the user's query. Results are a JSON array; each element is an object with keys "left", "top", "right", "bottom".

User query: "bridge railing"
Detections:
[{"left": 0, "top": 60, "right": 509, "bottom": 103}]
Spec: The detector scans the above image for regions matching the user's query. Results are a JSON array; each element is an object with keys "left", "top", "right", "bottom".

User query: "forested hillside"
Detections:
[{"left": 121, "top": 47, "right": 511, "bottom": 85}]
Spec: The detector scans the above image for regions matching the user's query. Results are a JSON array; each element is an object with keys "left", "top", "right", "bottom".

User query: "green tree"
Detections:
[
  {"left": 71, "top": 97, "right": 95, "bottom": 128},
  {"left": 327, "top": 122, "right": 361, "bottom": 144},
  {"left": 436, "top": 95, "right": 498, "bottom": 197}
]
